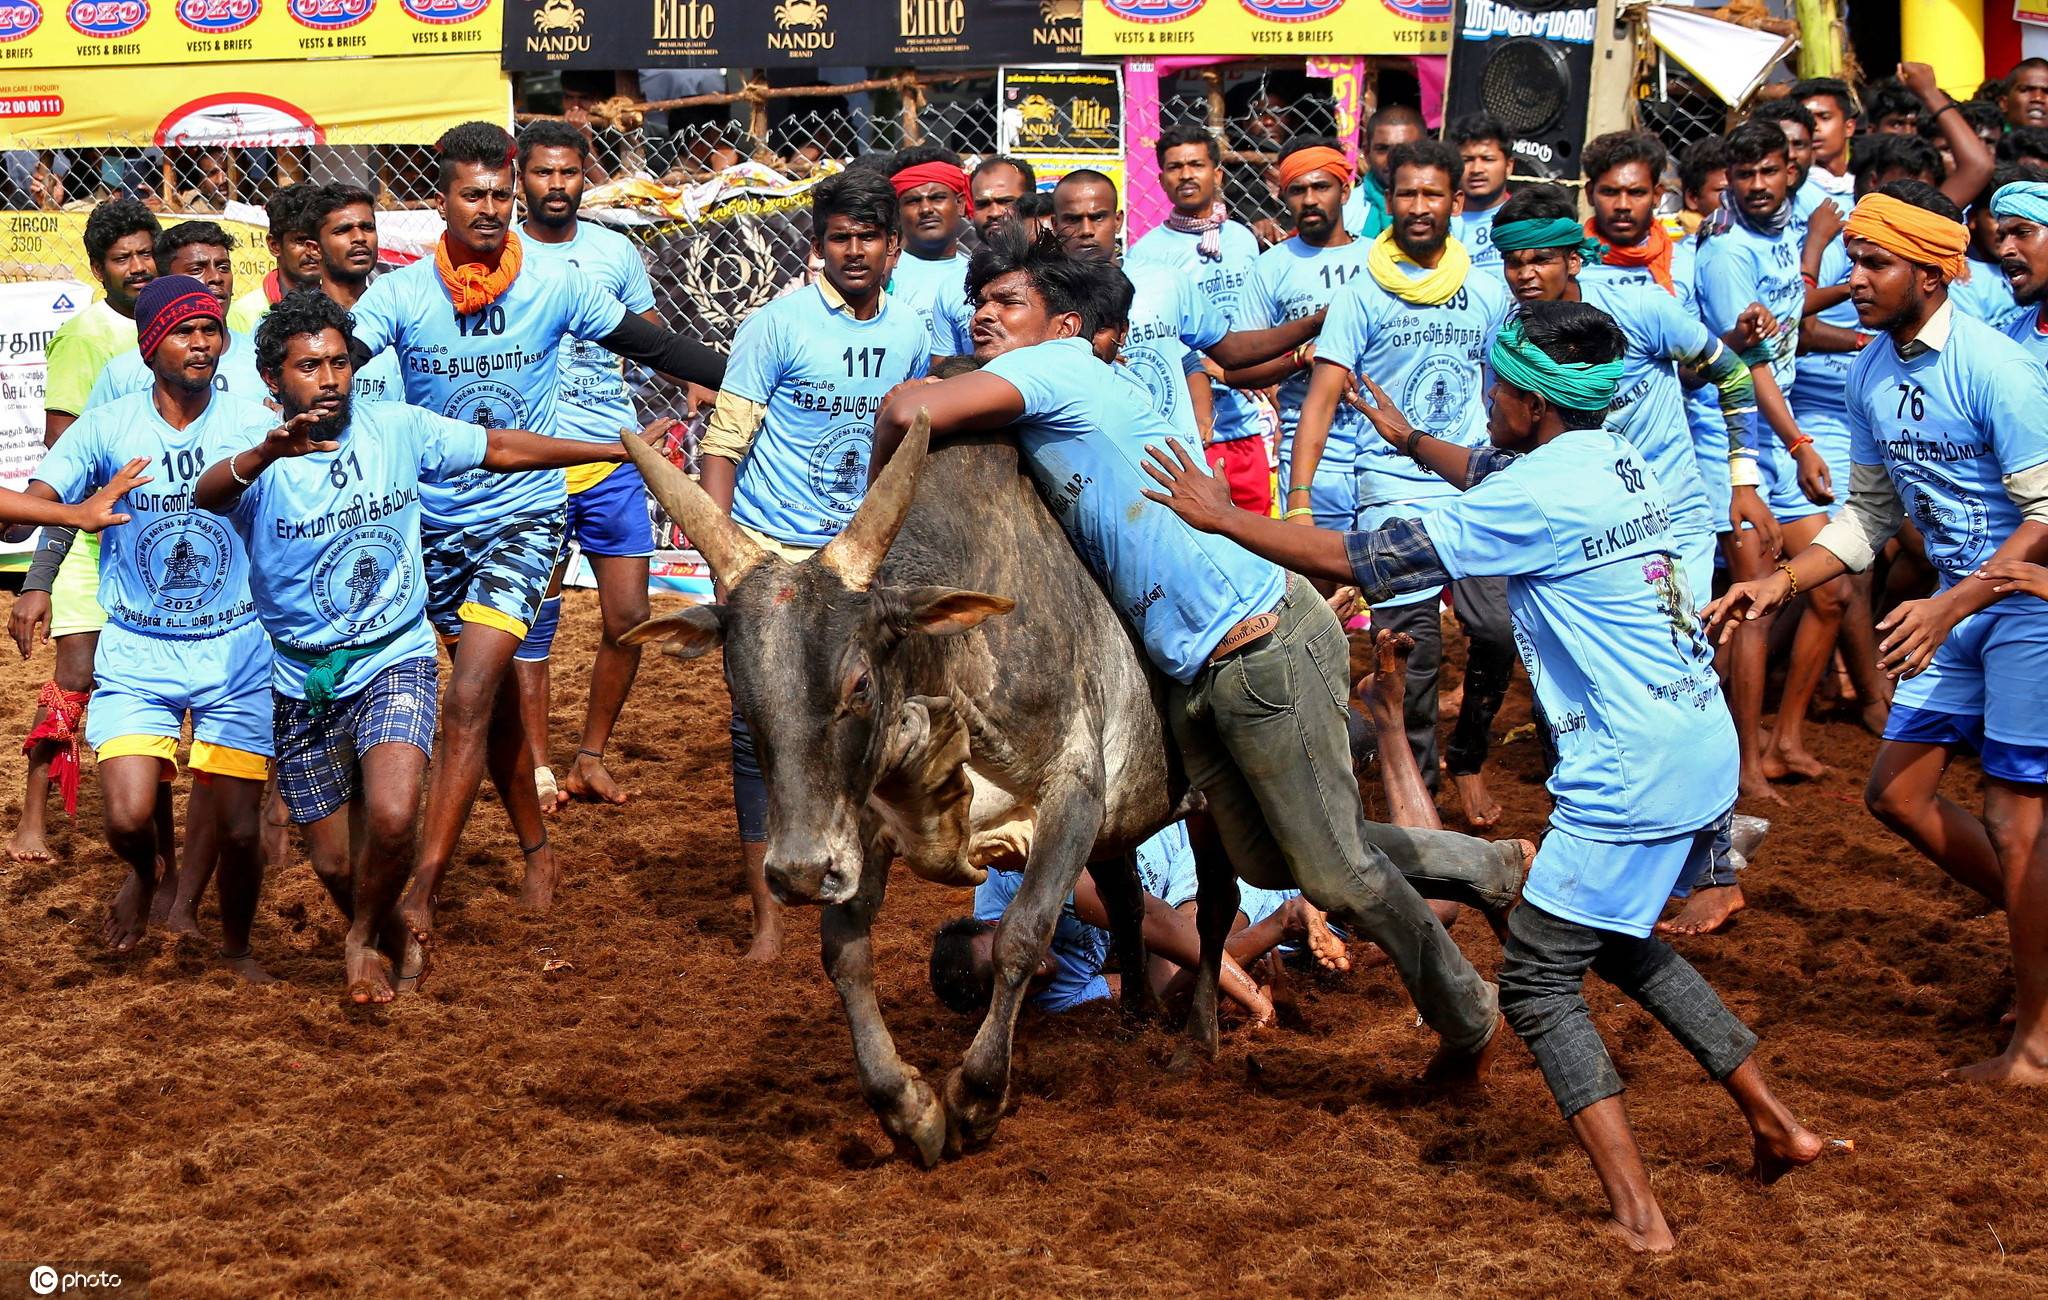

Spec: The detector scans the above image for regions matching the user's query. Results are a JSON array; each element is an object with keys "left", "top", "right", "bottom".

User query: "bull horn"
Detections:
[
  {"left": 819, "top": 408, "right": 929, "bottom": 591},
  {"left": 622, "top": 431, "right": 768, "bottom": 591}
]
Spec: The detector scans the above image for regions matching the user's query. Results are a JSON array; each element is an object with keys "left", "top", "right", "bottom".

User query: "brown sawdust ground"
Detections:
[{"left": 0, "top": 592, "right": 2043, "bottom": 1298}]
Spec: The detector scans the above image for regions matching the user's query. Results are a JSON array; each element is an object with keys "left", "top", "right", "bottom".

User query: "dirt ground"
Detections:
[{"left": 1, "top": 591, "right": 2043, "bottom": 1298}]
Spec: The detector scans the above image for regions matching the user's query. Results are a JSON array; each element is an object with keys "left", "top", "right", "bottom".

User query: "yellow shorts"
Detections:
[
  {"left": 95, "top": 734, "right": 270, "bottom": 781},
  {"left": 50, "top": 532, "right": 107, "bottom": 639}
]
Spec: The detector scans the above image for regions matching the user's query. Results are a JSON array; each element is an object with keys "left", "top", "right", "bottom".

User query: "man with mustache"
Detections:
[
  {"left": 887, "top": 145, "right": 978, "bottom": 361},
  {"left": 227, "top": 184, "right": 321, "bottom": 336}
]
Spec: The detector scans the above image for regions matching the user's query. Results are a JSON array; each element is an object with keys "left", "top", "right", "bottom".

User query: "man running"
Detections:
[
  {"left": 1287, "top": 138, "right": 1518, "bottom": 828},
  {"left": 887, "top": 145, "right": 977, "bottom": 360},
  {"left": 23, "top": 276, "right": 279, "bottom": 975},
  {"left": 1448, "top": 113, "right": 1515, "bottom": 276},
  {"left": 347, "top": 121, "right": 725, "bottom": 943},
  {"left": 1146, "top": 297, "right": 1829, "bottom": 1249},
  {"left": 1713, "top": 184, "right": 2048, "bottom": 1085},
  {"left": 194, "top": 289, "right": 651, "bottom": 1003}
]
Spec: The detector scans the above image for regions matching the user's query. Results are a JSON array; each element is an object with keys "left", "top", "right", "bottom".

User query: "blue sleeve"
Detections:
[
  {"left": 1648, "top": 291, "right": 1710, "bottom": 363},
  {"left": 1179, "top": 274, "right": 1229, "bottom": 351},
  {"left": 1236, "top": 257, "right": 1279, "bottom": 333},
  {"left": 30, "top": 419, "right": 99, "bottom": 502},
  {"left": 1979, "top": 344, "right": 2048, "bottom": 477},
  {"left": 413, "top": 408, "right": 491, "bottom": 481},
  {"left": 565, "top": 273, "right": 630, "bottom": 343},
  {"left": 1314, "top": 281, "right": 1369, "bottom": 373},
  {"left": 1847, "top": 356, "right": 1880, "bottom": 467},
  {"left": 84, "top": 364, "right": 117, "bottom": 412},
  {"left": 349, "top": 272, "right": 401, "bottom": 355},
  {"left": 614, "top": 238, "right": 657, "bottom": 315},
  {"left": 1412, "top": 472, "right": 1561, "bottom": 580},
  {"left": 1693, "top": 241, "right": 1753, "bottom": 341},
  {"left": 718, "top": 308, "right": 782, "bottom": 406},
  {"left": 982, "top": 346, "right": 1064, "bottom": 422},
  {"left": 941, "top": 293, "right": 976, "bottom": 356},
  {"left": 973, "top": 869, "right": 1019, "bottom": 921}
]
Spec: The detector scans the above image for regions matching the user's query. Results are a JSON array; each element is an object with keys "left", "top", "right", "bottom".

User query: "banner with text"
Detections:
[
  {"left": 998, "top": 64, "right": 1122, "bottom": 155},
  {"left": 0, "top": 0, "right": 497, "bottom": 69},
  {"left": 1081, "top": 0, "right": 1450, "bottom": 57}
]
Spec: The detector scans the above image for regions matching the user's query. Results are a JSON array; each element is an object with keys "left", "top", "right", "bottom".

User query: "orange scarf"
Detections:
[
  {"left": 436, "top": 230, "right": 523, "bottom": 315},
  {"left": 1590, "top": 218, "right": 1675, "bottom": 294}
]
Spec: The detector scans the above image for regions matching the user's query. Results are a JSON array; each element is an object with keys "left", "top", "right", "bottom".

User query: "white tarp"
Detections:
[
  {"left": 1644, "top": 3, "right": 1799, "bottom": 107},
  {"left": 0, "top": 279, "right": 85, "bottom": 562}
]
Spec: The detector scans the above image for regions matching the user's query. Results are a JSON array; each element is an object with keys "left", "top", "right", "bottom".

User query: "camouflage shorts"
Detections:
[{"left": 422, "top": 508, "right": 567, "bottom": 641}]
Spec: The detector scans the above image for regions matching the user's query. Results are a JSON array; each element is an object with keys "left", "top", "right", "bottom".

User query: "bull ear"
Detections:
[
  {"left": 620, "top": 605, "right": 727, "bottom": 660},
  {"left": 886, "top": 586, "right": 1016, "bottom": 638}
]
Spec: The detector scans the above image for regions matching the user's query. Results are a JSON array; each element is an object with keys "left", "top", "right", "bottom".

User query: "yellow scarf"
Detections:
[
  {"left": 436, "top": 229, "right": 523, "bottom": 315},
  {"left": 1366, "top": 229, "right": 1471, "bottom": 306}
]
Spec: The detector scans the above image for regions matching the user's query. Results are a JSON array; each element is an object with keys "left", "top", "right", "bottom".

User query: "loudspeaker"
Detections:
[{"left": 1442, "top": 0, "right": 1632, "bottom": 182}]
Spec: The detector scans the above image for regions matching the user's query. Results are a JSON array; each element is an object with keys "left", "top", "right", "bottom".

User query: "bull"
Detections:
[{"left": 620, "top": 413, "right": 1235, "bottom": 1164}]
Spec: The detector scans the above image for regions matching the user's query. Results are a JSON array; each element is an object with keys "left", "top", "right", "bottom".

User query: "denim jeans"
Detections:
[
  {"left": 1499, "top": 900, "right": 1759, "bottom": 1118},
  {"left": 1168, "top": 574, "right": 1507, "bottom": 1053}
]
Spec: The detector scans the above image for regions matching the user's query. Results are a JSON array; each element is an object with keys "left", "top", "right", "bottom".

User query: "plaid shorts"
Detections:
[
  {"left": 422, "top": 508, "right": 567, "bottom": 641},
  {"left": 273, "top": 656, "right": 439, "bottom": 824}
]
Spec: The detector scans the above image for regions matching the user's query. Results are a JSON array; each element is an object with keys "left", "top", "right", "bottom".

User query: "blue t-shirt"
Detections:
[
  {"left": 223, "top": 402, "right": 489, "bottom": 699},
  {"left": 1950, "top": 257, "right": 2020, "bottom": 330},
  {"left": 2006, "top": 302, "right": 2048, "bottom": 369},
  {"left": 1788, "top": 235, "right": 1860, "bottom": 429},
  {"left": 1240, "top": 234, "right": 1371, "bottom": 467},
  {"left": 1412, "top": 427, "right": 1735, "bottom": 841},
  {"left": 1453, "top": 203, "right": 1505, "bottom": 277},
  {"left": 1855, "top": 310, "right": 2048, "bottom": 600},
  {"left": 348, "top": 252, "right": 627, "bottom": 527},
  {"left": 32, "top": 389, "right": 273, "bottom": 638},
  {"left": 888, "top": 249, "right": 975, "bottom": 358},
  {"left": 1127, "top": 220, "right": 1265, "bottom": 444},
  {"left": 1696, "top": 217, "right": 1804, "bottom": 391},
  {"left": 521, "top": 221, "right": 658, "bottom": 445},
  {"left": 721, "top": 284, "right": 931, "bottom": 549},
  {"left": 1791, "top": 174, "right": 1841, "bottom": 236},
  {"left": 86, "top": 330, "right": 265, "bottom": 409},
  {"left": 974, "top": 867, "right": 1110, "bottom": 1012},
  {"left": 983, "top": 337, "right": 1287, "bottom": 683},
  {"left": 236, "top": 291, "right": 400, "bottom": 405},
  {"left": 1314, "top": 261, "right": 1511, "bottom": 513},
  {"left": 1580, "top": 275, "right": 1726, "bottom": 541},
  {"left": 1121, "top": 260, "right": 1224, "bottom": 441}
]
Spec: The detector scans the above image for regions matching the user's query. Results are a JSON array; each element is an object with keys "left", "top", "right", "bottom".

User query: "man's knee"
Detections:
[
  {"left": 1983, "top": 797, "right": 2039, "bottom": 869},
  {"left": 1865, "top": 771, "right": 1919, "bottom": 828},
  {"left": 601, "top": 598, "right": 652, "bottom": 647},
  {"left": 1807, "top": 579, "right": 1851, "bottom": 618}
]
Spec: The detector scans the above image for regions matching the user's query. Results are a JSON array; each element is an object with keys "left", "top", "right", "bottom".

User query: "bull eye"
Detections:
[{"left": 842, "top": 666, "right": 873, "bottom": 715}]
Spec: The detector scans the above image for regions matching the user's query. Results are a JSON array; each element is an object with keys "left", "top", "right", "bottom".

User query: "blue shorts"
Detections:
[
  {"left": 1525, "top": 814, "right": 1728, "bottom": 938},
  {"left": 566, "top": 462, "right": 656, "bottom": 559},
  {"left": 1884, "top": 607, "right": 2048, "bottom": 783},
  {"left": 1277, "top": 460, "right": 1356, "bottom": 530},
  {"left": 1135, "top": 822, "right": 1198, "bottom": 907},
  {"left": 423, "top": 508, "right": 567, "bottom": 641},
  {"left": 87, "top": 619, "right": 274, "bottom": 775},
  {"left": 1757, "top": 438, "right": 1828, "bottom": 523},
  {"left": 274, "top": 656, "right": 439, "bottom": 823},
  {"left": 1794, "top": 407, "right": 1854, "bottom": 520}
]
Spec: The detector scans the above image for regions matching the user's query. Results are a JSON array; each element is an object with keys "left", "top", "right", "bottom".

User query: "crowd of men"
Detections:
[{"left": 17, "top": 53, "right": 2048, "bottom": 1251}]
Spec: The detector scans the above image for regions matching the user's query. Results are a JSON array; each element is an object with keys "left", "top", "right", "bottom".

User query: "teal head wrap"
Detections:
[
  {"left": 1991, "top": 180, "right": 2048, "bottom": 225},
  {"left": 1489, "top": 217, "right": 1606, "bottom": 260},
  {"left": 1487, "top": 315, "right": 1625, "bottom": 412}
]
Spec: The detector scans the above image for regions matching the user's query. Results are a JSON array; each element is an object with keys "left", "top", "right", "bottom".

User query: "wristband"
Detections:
[
  {"left": 1283, "top": 507, "right": 1314, "bottom": 520},
  {"left": 1801, "top": 271, "right": 1818, "bottom": 288},
  {"left": 1787, "top": 434, "right": 1815, "bottom": 451},
  {"left": 1777, "top": 560, "right": 1799, "bottom": 596},
  {"left": 1287, "top": 485, "right": 1313, "bottom": 497},
  {"left": 1291, "top": 342, "right": 1314, "bottom": 369},
  {"left": 1934, "top": 100, "right": 1961, "bottom": 120},
  {"left": 1406, "top": 431, "right": 1431, "bottom": 463},
  {"left": 1854, "top": 332, "right": 1874, "bottom": 349},
  {"left": 228, "top": 450, "right": 255, "bottom": 487}
]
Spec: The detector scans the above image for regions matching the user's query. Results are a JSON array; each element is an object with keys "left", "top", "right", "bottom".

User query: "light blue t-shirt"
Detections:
[
  {"left": 984, "top": 337, "right": 1287, "bottom": 683},
  {"left": 1121, "top": 260, "right": 1224, "bottom": 441},
  {"left": 1791, "top": 174, "right": 1841, "bottom": 235},
  {"left": 236, "top": 292, "right": 402, "bottom": 406},
  {"left": 1453, "top": 202, "right": 1505, "bottom": 277},
  {"left": 223, "top": 402, "right": 488, "bottom": 700},
  {"left": 720, "top": 284, "right": 931, "bottom": 549},
  {"left": 348, "top": 253, "right": 627, "bottom": 527},
  {"left": 32, "top": 390, "right": 273, "bottom": 639},
  {"left": 521, "top": 221, "right": 658, "bottom": 445},
  {"left": 86, "top": 330, "right": 265, "bottom": 410},
  {"left": 1696, "top": 216, "right": 1804, "bottom": 391},
  {"left": 1857, "top": 310, "right": 2048, "bottom": 601},
  {"left": 1240, "top": 234, "right": 1371, "bottom": 467},
  {"left": 1950, "top": 256, "right": 2020, "bottom": 330},
  {"left": 2006, "top": 301, "right": 2048, "bottom": 369},
  {"left": 1412, "top": 427, "right": 1735, "bottom": 842},
  {"left": 1580, "top": 275, "right": 1729, "bottom": 541},
  {"left": 974, "top": 866, "right": 1110, "bottom": 1012},
  {"left": 888, "top": 249, "right": 975, "bottom": 358},
  {"left": 1314, "top": 259, "right": 1511, "bottom": 513},
  {"left": 1787, "top": 235, "right": 1860, "bottom": 434},
  {"left": 1127, "top": 220, "right": 1265, "bottom": 444}
]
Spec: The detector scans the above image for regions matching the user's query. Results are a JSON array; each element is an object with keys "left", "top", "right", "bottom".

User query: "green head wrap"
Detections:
[
  {"left": 1489, "top": 217, "right": 1606, "bottom": 260},
  {"left": 1487, "top": 315, "right": 1624, "bottom": 412}
]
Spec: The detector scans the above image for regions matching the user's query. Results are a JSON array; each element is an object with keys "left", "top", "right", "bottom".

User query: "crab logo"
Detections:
[
  {"left": 1238, "top": 0, "right": 1341, "bottom": 21},
  {"left": 400, "top": 0, "right": 486, "bottom": 23},
  {"left": 1039, "top": 0, "right": 1080, "bottom": 16},
  {"left": 531, "top": 0, "right": 575, "bottom": 29},
  {"left": 1102, "top": 0, "right": 1204, "bottom": 21},
  {"left": 1381, "top": 0, "right": 1448, "bottom": 19},
  {"left": 0, "top": 1, "right": 42, "bottom": 40},
  {"left": 178, "top": 0, "right": 259, "bottom": 32},
  {"left": 289, "top": 0, "right": 371, "bottom": 29},
  {"left": 155, "top": 92, "right": 325, "bottom": 148},
  {"left": 68, "top": 0, "right": 147, "bottom": 37},
  {"left": 774, "top": 0, "right": 825, "bottom": 27}
]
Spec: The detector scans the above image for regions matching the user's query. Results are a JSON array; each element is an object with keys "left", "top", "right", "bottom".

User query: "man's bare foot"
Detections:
[
  {"left": 1604, "top": 1211, "right": 1676, "bottom": 1253},
  {"left": 517, "top": 840, "right": 558, "bottom": 913},
  {"left": 162, "top": 901, "right": 204, "bottom": 940},
  {"left": 1454, "top": 771, "right": 1502, "bottom": 829},
  {"left": 564, "top": 750, "right": 629, "bottom": 806},
  {"left": 1279, "top": 896, "right": 1350, "bottom": 972},
  {"left": 534, "top": 766, "right": 569, "bottom": 816},
  {"left": 1751, "top": 1120, "right": 1830, "bottom": 1184},
  {"left": 344, "top": 942, "right": 396, "bottom": 1005},
  {"left": 743, "top": 908, "right": 784, "bottom": 963},
  {"left": 397, "top": 885, "right": 435, "bottom": 946},
  {"left": 1421, "top": 1014, "right": 1507, "bottom": 1087},
  {"left": 1739, "top": 767, "right": 1788, "bottom": 807},
  {"left": 1360, "top": 629, "right": 1414, "bottom": 723},
  {"left": 1761, "top": 743, "right": 1828, "bottom": 781},
  {"left": 1945, "top": 1045, "right": 2048, "bottom": 1086},
  {"left": 100, "top": 871, "right": 154, "bottom": 953},
  {"left": 148, "top": 881, "right": 177, "bottom": 925},
  {"left": 1657, "top": 884, "right": 1747, "bottom": 936},
  {"left": 5, "top": 820, "right": 50, "bottom": 862},
  {"left": 219, "top": 950, "right": 276, "bottom": 984}
]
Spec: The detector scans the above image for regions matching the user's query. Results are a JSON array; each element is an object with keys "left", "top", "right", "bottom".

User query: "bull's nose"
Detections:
[{"left": 765, "top": 853, "right": 837, "bottom": 904}]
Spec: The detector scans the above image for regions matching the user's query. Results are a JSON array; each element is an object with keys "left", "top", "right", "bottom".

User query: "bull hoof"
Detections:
[
  {"left": 1121, "top": 980, "right": 1166, "bottom": 1026},
  {"left": 941, "top": 1066, "right": 1005, "bottom": 1159},
  {"left": 880, "top": 1072, "right": 947, "bottom": 1169},
  {"left": 1166, "top": 1037, "right": 1217, "bottom": 1078}
]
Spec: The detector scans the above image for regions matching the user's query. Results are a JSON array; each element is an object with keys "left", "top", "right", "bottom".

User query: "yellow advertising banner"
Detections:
[
  {"left": 0, "top": 0, "right": 498, "bottom": 69},
  {"left": 2019, "top": 0, "right": 2048, "bottom": 28},
  {"left": 1080, "top": 0, "right": 1450, "bottom": 57},
  {"left": 0, "top": 212, "right": 270, "bottom": 282},
  {"left": 0, "top": 51, "right": 510, "bottom": 148}
]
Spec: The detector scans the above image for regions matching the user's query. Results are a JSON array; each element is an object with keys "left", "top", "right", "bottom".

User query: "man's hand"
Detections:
[
  {"left": 1877, "top": 595, "right": 1960, "bottom": 679},
  {"left": 68, "top": 457, "right": 151, "bottom": 533},
  {"left": 1898, "top": 61, "right": 1943, "bottom": 104},
  {"left": 1727, "top": 484, "right": 1783, "bottom": 561},
  {"left": 1977, "top": 557, "right": 2048, "bottom": 601},
  {"left": 1804, "top": 199, "right": 1845, "bottom": 266},
  {"left": 1726, "top": 303, "right": 1779, "bottom": 352},
  {"left": 1140, "top": 439, "right": 1237, "bottom": 535},
  {"left": 682, "top": 383, "right": 716, "bottom": 418},
  {"left": 262, "top": 409, "right": 341, "bottom": 461},
  {"left": 1792, "top": 443, "right": 1835, "bottom": 505},
  {"left": 1347, "top": 374, "right": 1420, "bottom": 454},
  {"left": 10, "top": 589, "right": 49, "bottom": 659},
  {"left": 1702, "top": 568, "right": 1795, "bottom": 644}
]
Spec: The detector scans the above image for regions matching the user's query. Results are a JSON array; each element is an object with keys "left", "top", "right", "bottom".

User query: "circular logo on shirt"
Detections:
[
  {"left": 444, "top": 379, "right": 527, "bottom": 431},
  {"left": 1117, "top": 349, "right": 1179, "bottom": 420},
  {"left": 1403, "top": 355, "right": 1473, "bottom": 434},
  {"left": 312, "top": 525, "right": 411, "bottom": 635},
  {"left": 1903, "top": 478, "right": 1988, "bottom": 577},
  {"left": 807, "top": 422, "right": 871, "bottom": 520},
  {"left": 136, "top": 513, "right": 232, "bottom": 616}
]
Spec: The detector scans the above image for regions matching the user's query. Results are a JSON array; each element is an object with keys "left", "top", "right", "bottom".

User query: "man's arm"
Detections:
[
  {"left": 1138, "top": 437, "right": 1355, "bottom": 582},
  {"left": 43, "top": 411, "right": 74, "bottom": 448},
  {"left": 698, "top": 392, "right": 766, "bottom": 512},
  {"left": 479, "top": 427, "right": 630, "bottom": 474},
  {"left": 1202, "top": 315, "right": 1322, "bottom": 370},
  {"left": 194, "top": 411, "right": 342, "bottom": 514},
  {"left": 1218, "top": 344, "right": 1309, "bottom": 391},
  {"left": 598, "top": 312, "right": 728, "bottom": 391},
  {"left": 1798, "top": 318, "right": 1865, "bottom": 354},
  {"left": 1185, "top": 365, "right": 1216, "bottom": 445},
  {"left": 1899, "top": 61, "right": 1995, "bottom": 207},
  {"left": 869, "top": 372, "right": 1027, "bottom": 482},
  {"left": 1283, "top": 359, "right": 1350, "bottom": 512}
]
